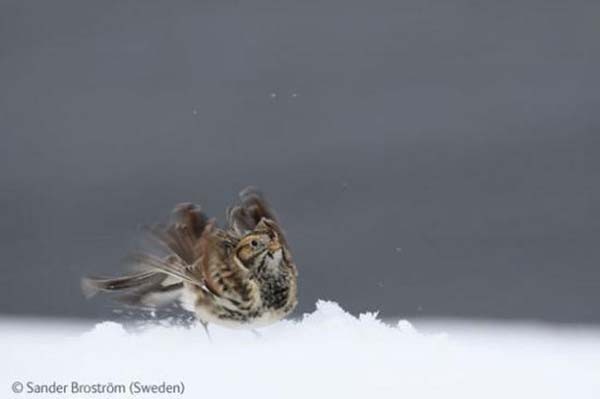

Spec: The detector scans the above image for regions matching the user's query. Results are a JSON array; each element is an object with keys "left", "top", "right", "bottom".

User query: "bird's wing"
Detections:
[
  {"left": 145, "top": 202, "right": 209, "bottom": 265},
  {"left": 226, "top": 186, "right": 280, "bottom": 234},
  {"left": 82, "top": 203, "right": 211, "bottom": 304}
]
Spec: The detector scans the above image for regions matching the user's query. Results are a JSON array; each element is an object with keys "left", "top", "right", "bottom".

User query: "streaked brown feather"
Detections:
[{"left": 82, "top": 187, "right": 297, "bottom": 328}]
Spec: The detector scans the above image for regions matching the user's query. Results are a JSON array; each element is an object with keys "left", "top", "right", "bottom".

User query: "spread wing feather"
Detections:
[
  {"left": 81, "top": 203, "right": 210, "bottom": 307},
  {"left": 227, "top": 186, "right": 280, "bottom": 234}
]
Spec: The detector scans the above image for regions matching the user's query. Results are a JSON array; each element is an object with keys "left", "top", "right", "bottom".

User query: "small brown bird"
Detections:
[{"left": 82, "top": 187, "right": 298, "bottom": 330}]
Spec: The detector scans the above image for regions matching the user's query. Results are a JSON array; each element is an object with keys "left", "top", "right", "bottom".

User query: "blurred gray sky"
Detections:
[{"left": 1, "top": 0, "right": 599, "bottom": 323}]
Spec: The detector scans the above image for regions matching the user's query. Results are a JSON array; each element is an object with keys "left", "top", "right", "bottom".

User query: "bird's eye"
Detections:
[{"left": 250, "top": 240, "right": 258, "bottom": 247}]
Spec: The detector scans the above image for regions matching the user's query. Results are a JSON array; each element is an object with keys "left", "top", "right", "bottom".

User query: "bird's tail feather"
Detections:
[
  {"left": 81, "top": 270, "right": 186, "bottom": 308},
  {"left": 81, "top": 271, "right": 161, "bottom": 298},
  {"left": 117, "top": 281, "right": 184, "bottom": 308}
]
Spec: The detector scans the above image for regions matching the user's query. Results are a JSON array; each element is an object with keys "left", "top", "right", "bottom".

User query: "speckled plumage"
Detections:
[{"left": 82, "top": 187, "right": 298, "bottom": 329}]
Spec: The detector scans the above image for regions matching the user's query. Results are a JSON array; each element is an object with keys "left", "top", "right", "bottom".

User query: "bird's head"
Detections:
[{"left": 234, "top": 218, "right": 284, "bottom": 272}]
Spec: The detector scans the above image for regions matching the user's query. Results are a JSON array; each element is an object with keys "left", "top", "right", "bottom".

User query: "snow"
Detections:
[{"left": 2, "top": 301, "right": 600, "bottom": 398}]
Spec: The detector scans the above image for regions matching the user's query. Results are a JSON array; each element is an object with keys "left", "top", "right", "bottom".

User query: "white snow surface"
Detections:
[{"left": 2, "top": 300, "right": 600, "bottom": 398}]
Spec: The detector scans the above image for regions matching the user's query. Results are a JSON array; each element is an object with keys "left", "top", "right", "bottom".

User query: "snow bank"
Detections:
[{"left": 2, "top": 301, "right": 600, "bottom": 398}]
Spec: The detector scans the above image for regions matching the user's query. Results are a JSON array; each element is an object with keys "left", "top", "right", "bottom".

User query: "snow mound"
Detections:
[{"left": 2, "top": 301, "right": 600, "bottom": 398}]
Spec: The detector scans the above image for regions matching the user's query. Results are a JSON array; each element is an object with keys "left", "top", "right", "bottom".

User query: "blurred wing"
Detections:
[
  {"left": 170, "top": 202, "right": 209, "bottom": 240},
  {"left": 141, "top": 202, "right": 209, "bottom": 264},
  {"left": 81, "top": 203, "right": 211, "bottom": 306},
  {"left": 226, "top": 186, "right": 280, "bottom": 234}
]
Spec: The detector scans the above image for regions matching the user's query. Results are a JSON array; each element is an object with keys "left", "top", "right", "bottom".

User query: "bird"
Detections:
[{"left": 82, "top": 187, "right": 298, "bottom": 331}]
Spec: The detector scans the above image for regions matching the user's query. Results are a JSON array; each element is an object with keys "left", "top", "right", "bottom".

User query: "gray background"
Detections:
[{"left": 1, "top": 0, "right": 599, "bottom": 323}]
